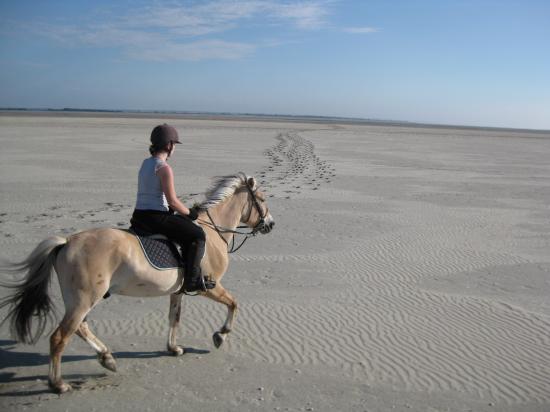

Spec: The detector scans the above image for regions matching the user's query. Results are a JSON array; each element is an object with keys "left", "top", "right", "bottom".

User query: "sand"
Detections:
[{"left": 0, "top": 113, "right": 549, "bottom": 412}]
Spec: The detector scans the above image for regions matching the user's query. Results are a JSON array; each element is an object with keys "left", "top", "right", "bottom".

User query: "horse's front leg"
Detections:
[
  {"left": 204, "top": 284, "right": 238, "bottom": 348},
  {"left": 167, "top": 293, "right": 185, "bottom": 356}
]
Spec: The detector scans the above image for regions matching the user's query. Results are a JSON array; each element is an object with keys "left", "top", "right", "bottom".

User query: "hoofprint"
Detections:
[{"left": 0, "top": 173, "right": 275, "bottom": 394}]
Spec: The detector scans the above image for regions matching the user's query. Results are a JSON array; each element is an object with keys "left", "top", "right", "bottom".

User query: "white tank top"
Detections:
[{"left": 135, "top": 157, "right": 169, "bottom": 211}]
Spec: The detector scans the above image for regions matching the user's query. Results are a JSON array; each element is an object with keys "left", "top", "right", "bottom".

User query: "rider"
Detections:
[{"left": 130, "top": 124, "right": 215, "bottom": 293}]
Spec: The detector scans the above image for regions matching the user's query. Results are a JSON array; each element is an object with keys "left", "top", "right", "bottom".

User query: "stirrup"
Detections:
[
  {"left": 180, "top": 276, "right": 216, "bottom": 296},
  {"left": 201, "top": 276, "right": 216, "bottom": 290}
]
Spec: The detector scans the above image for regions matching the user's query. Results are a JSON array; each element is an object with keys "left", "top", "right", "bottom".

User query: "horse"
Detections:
[{"left": 0, "top": 173, "right": 275, "bottom": 394}]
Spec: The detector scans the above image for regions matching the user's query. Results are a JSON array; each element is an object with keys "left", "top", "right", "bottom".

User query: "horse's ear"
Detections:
[{"left": 247, "top": 176, "right": 257, "bottom": 189}]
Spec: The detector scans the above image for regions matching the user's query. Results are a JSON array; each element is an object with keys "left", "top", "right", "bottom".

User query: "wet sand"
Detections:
[{"left": 1, "top": 113, "right": 549, "bottom": 411}]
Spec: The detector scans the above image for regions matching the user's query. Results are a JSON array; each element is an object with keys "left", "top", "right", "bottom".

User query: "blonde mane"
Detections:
[{"left": 199, "top": 172, "right": 249, "bottom": 210}]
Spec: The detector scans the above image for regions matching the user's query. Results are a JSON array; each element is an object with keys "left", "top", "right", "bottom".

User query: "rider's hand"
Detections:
[{"left": 187, "top": 207, "right": 199, "bottom": 221}]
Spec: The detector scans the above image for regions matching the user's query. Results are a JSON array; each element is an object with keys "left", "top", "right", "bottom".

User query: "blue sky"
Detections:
[{"left": 1, "top": 0, "right": 549, "bottom": 129}]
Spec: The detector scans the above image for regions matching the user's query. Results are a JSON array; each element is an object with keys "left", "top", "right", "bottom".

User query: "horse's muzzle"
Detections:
[{"left": 260, "top": 216, "right": 275, "bottom": 234}]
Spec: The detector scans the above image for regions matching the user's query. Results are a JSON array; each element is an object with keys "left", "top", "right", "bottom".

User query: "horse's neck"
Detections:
[{"left": 206, "top": 192, "right": 245, "bottom": 242}]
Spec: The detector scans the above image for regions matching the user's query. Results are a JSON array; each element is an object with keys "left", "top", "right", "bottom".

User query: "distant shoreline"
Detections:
[
  {"left": 0, "top": 107, "right": 408, "bottom": 125},
  {"left": 1, "top": 108, "right": 548, "bottom": 134}
]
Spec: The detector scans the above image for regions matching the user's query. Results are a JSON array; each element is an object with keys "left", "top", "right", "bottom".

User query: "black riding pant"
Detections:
[{"left": 130, "top": 209, "right": 206, "bottom": 249}]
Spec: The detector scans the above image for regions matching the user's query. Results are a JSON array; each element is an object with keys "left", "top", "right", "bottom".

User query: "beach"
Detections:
[{"left": 1, "top": 113, "right": 549, "bottom": 411}]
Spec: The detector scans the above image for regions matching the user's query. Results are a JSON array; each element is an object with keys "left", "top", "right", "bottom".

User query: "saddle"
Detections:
[
  {"left": 103, "top": 225, "right": 184, "bottom": 300},
  {"left": 129, "top": 224, "right": 184, "bottom": 271}
]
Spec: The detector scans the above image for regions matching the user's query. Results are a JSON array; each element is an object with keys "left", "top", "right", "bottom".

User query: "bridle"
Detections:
[
  {"left": 198, "top": 183, "right": 269, "bottom": 253},
  {"left": 243, "top": 184, "right": 268, "bottom": 229}
]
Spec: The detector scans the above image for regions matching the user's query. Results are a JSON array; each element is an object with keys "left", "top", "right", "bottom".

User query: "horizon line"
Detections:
[{"left": 0, "top": 107, "right": 548, "bottom": 133}]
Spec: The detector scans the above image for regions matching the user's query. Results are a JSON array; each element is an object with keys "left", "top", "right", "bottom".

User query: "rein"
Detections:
[{"left": 198, "top": 185, "right": 267, "bottom": 254}]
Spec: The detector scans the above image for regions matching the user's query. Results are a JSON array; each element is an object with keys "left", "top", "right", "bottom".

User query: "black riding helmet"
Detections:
[{"left": 150, "top": 124, "right": 182, "bottom": 146}]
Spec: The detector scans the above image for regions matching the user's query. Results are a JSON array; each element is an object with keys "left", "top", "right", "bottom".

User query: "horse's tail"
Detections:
[{"left": 0, "top": 236, "right": 67, "bottom": 344}]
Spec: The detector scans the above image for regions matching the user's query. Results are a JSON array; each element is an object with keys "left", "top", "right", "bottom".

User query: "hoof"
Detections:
[
  {"left": 168, "top": 345, "right": 185, "bottom": 356},
  {"left": 99, "top": 353, "right": 117, "bottom": 372},
  {"left": 49, "top": 380, "right": 72, "bottom": 394},
  {"left": 213, "top": 332, "right": 226, "bottom": 348}
]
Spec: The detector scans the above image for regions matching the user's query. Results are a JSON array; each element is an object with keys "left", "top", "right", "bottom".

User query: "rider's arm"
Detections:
[{"left": 157, "top": 164, "right": 191, "bottom": 216}]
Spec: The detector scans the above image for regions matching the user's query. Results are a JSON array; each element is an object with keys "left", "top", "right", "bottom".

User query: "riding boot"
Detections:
[{"left": 183, "top": 239, "right": 216, "bottom": 293}]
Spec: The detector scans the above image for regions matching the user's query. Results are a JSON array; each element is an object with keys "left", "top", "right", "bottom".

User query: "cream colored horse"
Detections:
[{"left": 0, "top": 173, "right": 274, "bottom": 393}]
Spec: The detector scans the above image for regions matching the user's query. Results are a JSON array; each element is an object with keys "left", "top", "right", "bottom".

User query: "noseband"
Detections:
[
  {"left": 200, "top": 183, "right": 269, "bottom": 253},
  {"left": 244, "top": 184, "right": 268, "bottom": 232}
]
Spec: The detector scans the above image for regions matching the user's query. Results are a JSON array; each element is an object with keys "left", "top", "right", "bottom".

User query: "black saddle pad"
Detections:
[{"left": 131, "top": 229, "right": 183, "bottom": 270}]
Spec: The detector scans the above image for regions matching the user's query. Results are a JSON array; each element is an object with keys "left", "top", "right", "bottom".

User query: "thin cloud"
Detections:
[
  {"left": 270, "top": 2, "right": 330, "bottom": 29},
  {"left": 30, "top": 1, "right": 331, "bottom": 61},
  {"left": 343, "top": 27, "right": 379, "bottom": 34},
  {"left": 125, "top": 1, "right": 331, "bottom": 35},
  {"left": 128, "top": 39, "right": 257, "bottom": 61}
]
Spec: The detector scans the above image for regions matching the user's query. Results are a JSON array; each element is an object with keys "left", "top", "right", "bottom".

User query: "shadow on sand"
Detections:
[{"left": 0, "top": 339, "right": 210, "bottom": 397}]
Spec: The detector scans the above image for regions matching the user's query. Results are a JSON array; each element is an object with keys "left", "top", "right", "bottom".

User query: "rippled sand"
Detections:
[{"left": 1, "top": 114, "right": 549, "bottom": 412}]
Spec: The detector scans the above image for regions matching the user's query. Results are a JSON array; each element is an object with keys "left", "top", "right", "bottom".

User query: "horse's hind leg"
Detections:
[
  {"left": 76, "top": 319, "right": 117, "bottom": 372},
  {"left": 204, "top": 284, "right": 238, "bottom": 348},
  {"left": 48, "top": 305, "right": 90, "bottom": 393},
  {"left": 167, "top": 293, "right": 184, "bottom": 356}
]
